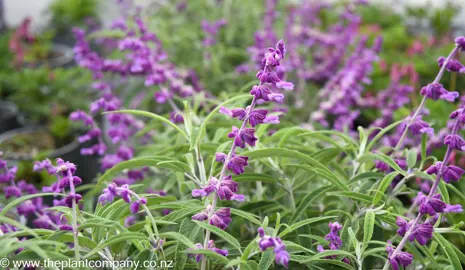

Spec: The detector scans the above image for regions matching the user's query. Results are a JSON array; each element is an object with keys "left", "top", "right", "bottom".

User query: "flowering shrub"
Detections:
[{"left": 2, "top": 1, "right": 465, "bottom": 270}]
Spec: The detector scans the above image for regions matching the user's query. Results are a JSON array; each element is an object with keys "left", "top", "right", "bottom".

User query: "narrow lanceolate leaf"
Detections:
[
  {"left": 242, "top": 148, "right": 349, "bottom": 191},
  {"left": 187, "top": 249, "right": 229, "bottom": 265},
  {"left": 365, "top": 119, "right": 403, "bottom": 152},
  {"left": 434, "top": 233, "right": 462, "bottom": 270},
  {"left": 278, "top": 216, "right": 337, "bottom": 238},
  {"left": 193, "top": 221, "right": 241, "bottom": 252},
  {"left": 97, "top": 157, "right": 189, "bottom": 185},
  {"left": 362, "top": 210, "right": 375, "bottom": 250},
  {"left": 0, "top": 193, "right": 64, "bottom": 215},
  {"left": 158, "top": 232, "right": 197, "bottom": 249},
  {"left": 105, "top": 109, "right": 188, "bottom": 138},
  {"left": 258, "top": 249, "right": 274, "bottom": 270},
  {"left": 358, "top": 153, "right": 406, "bottom": 176},
  {"left": 174, "top": 219, "right": 200, "bottom": 270},
  {"left": 406, "top": 148, "right": 417, "bottom": 169},
  {"left": 84, "top": 232, "right": 147, "bottom": 258},
  {"left": 372, "top": 171, "right": 399, "bottom": 205},
  {"left": 290, "top": 185, "right": 333, "bottom": 223}
]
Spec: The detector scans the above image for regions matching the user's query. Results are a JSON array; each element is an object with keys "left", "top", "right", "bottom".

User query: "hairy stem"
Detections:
[
  {"left": 390, "top": 45, "right": 459, "bottom": 157},
  {"left": 383, "top": 119, "right": 460, "bottom": 269},
  {"left": 67, "top": 171, "right": 80, "bottom": 261}
]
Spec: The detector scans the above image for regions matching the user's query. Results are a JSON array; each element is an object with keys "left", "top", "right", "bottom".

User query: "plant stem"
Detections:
[
  {"left": 383, "top": 119, "right": 460, "bottom": 269},
  {"left": 200, "top": 69, "right": 265, "bottom": 269},
  {"left": 67, "top": 171, "right": 80, "bottom": 261},
  {"left": 390, "top": 45, "right": 459, "bottom": 157}
]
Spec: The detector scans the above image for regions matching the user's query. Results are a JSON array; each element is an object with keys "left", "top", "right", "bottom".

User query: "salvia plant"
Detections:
[{"left": 2, "top": 1, "right": 465, "bottom": 270}]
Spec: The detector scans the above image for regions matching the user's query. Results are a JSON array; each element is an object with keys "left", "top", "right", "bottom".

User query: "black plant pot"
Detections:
[
  {"left": 31, "top": 44, "right": 74, "bottom": 69},
  {"left": 0, "top": 101, "right": 22, "bottom": 134},
  {"left": 0, "top": 126, "right": 100, "bottom": 185}
]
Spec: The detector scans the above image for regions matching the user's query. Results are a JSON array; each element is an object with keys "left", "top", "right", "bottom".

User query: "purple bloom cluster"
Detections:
[
  {"left": 99, "top": 183, "right": 147, "bottom": 214},
  {"left": 386, "top": 47, "right": 465, "bottom": 267},
  {"left": 188, "top": 240, "right": 228, "bottom": 262},
  {"left": 311, "top": 35, "right": 382, "bottom": 131},
  {"left": 317, "top": 222, "right": 350, "bottom": 264},
  {"left": 192, "top": 40, "right": 292, "bottom": 233},
  {"left": 257, "top": 227, "right": 290, "bottom": 268}
]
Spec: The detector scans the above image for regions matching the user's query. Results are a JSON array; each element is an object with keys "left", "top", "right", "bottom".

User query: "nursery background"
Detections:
[{"left": 1, "top": 0, "right": 465, "bottom": 269}]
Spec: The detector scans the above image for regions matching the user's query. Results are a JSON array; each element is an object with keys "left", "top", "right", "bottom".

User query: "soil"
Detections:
[{"left": 0, "top": 130, "right": 56, "bottom": 157}]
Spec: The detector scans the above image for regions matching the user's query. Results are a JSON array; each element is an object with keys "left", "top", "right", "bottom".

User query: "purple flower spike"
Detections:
[
  {"left": 420, "top": 83, "right": 459, "bottom": 102},
  {"left": 325, "top": 222, "right": 343, "bottom": 250}
]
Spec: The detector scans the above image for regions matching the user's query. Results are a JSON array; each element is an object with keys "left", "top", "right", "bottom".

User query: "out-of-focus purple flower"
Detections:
[
  {"left": 326, "top": 222, "right": 343, "bottom": 250},
  {"left": 444, "top": 134, "right": 465, "bottom": 151},
  {"left": 420, "top": 83, "right": 459, "bottom": 102},
  {"left": 455, "top": 36, "right": 465, "bottom": 50}
]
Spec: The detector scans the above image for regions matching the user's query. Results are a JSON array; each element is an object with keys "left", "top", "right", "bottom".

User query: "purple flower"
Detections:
[
  {"left": 59, "top": 225, "right": 74, "bottom": 231},
  {"left": 248, "top": 109, "right": 268, "bottom": 127},
  {"left": 438, "top": 57, "right": 465, "bottom": 73},
  {"left": 444, "top": 134, "right": 465, "bottom": 151},
  {"left": 326, "top": 222, "right": 343, "bottom": 250},
  {"left": 456, "top": 36, "right": 465, "bottom": 50},
  {"left": 417, "top": 192, "right": 446, "bottom": 216},
  {"left": 426, "top": 162, "right": 464, "bottom": 183},
  {"left": 409, "top": 117, "right": 433, "bottom": 137},
  {"left": 386, "top": 240, "right": 413, "bottom": 270},
  {"left": 396, "top": 217, "right": 433, "bottom": 245},
  {"left": 227, "top": 154, "right": 249, "bottom": 175},
  {"left": 257, "top": 227, "right": 290, "bottom": 268},
  {"left": 188, "top": 240, "right": 228, "bottom": 263},
  {"left": 228, "top": 127, "right": 257, "bottom": 148},
  {"left": 4, "top": 186, "right": 22, "bottom": 199},
  {"left": 210, "top": 208, "right": 232, "bottom": 230},
  {"left": 420, "top": 83, "right": 459, "bottom": 102}
]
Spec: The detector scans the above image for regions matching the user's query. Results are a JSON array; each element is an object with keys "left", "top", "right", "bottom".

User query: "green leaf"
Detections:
[
  {"left": 290, "top": 186, "right": 333, "bottom": 223},
  {"left": 358, "top": 153, "right": 406, "bottom": 176},
  {"left": 298, "top": 130, "right": 358, "bottom": 149},
  {"left": 373, "top": 171, "right": 399, "bottom": 205},
  {"left": 230, "top": 208, "right": 261, "bottom": 225},
  {"left": 438, "top": 181, "right": 450, "bottom": 203},
  {"left": 406, "top": 148, "right": 417, "bottom": 169},
  {"left": 174, "top": 219, "right": 200, "bottom": 270},
  {"left": 187, "top": 249, "right": 229, "bottom": 265},
  {"left": 258, "top": 249, "right": 274, "bottom": 270},
  {"left": 366, "top": 120, "right": 403, "bottom": 152},
  {"left": 328, "top": 192, "right": 373, "bottom": 203},
  {"left": 84, "top": 232, "right": 147, "bottom": 258},
  {"left": 278, "top": 216, "right": 337, "bottom": 238},
  {"left": 97, "top": 157, "right": 189, "bottom": 185},
  {"left": 193, "top": 221, "right": 241, "bottom": 252},
  {"left": 362, "top": 210, "right": 376, "bottom": 250},
  {"left": 1, "top": 193, "right": 64, "bottom": 215},
  {"left": 233, "top": 173, "right": 276, "bottom": 183},
  {"left": 241, "top": 239, "right": 258, "bottom": 261},
  {"left": 242, "top": 148, "right": 348, "bottom": 191},
  {"left": 434, "top": 233, "right": 462, "bottom": 270},
  {"left": 415, "top": 243, "right": 440, "bottom": 269},
  {"left": 105, "top": 109, "right": 188, "bottom": 138},
  {"left": 158, "top": 232, "right": 197, "bottom": 248}
]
